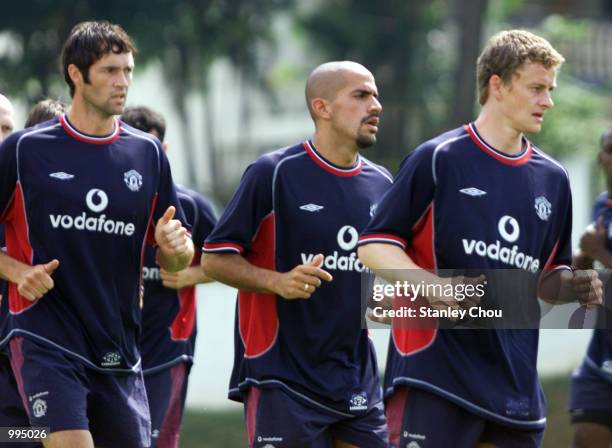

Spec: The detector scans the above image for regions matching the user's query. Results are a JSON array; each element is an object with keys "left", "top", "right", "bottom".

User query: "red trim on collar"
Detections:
[
  {"left": 303, "top": 141, "right": 363, "bottom": 177},
  {"left": 465, "top": 124, "right": 532, "bottom": 166},
  {"left": 60, "top": 114, "right": 120, "bottom": 145}
]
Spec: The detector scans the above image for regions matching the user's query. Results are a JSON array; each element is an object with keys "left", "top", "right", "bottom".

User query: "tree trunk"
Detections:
[
  {"left": 449, "top": 0, "right": 488, "bottom": 127},
  {"left": 164, "top": 45, "right": 198, "bottom": 189},
  {"left": 201, "top": 72, "right": 222, "bottom": 199}
]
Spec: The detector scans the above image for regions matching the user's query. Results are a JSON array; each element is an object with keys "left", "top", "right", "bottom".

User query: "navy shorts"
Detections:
[
  {"left": 0, "top": 352, "right": 40, "bottom": 448},
  {"left": 9, "top": 336, "right": 150, "bottom": 448},
  {"left": 144, "top": 363, "right": 189, "bottom": 448},
  {"left": 386, "top": 386, "right": 544, "bottom": 448},
  {"left": 244, "top": 386, "right": 388, "bottom": 448},
  {"left": 570, "top": 366, "right": 612, "bottom": 427}
]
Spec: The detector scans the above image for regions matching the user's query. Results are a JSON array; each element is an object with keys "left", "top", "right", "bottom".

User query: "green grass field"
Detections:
[{"left": 179, "top": 374, "right": 576, "bottom": 447}]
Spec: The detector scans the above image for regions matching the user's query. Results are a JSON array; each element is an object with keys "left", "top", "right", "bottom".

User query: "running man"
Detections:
[
  {"left": 0, "top": 22, "right": 193, "bottom": 448},
  {"left": 358, "top": 30, "right": 602, "bottom": 448},
  {"left": 202, "top": 61, "right": 391, "bottom": 447}
]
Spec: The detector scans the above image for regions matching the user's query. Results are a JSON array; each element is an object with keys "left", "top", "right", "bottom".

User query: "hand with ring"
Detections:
[{"left": 271, "top": 254, "right": 333, "bottom": 300}]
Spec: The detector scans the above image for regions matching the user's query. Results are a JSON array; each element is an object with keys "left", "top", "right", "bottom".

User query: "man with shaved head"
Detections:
[
  {"left": 202, "top": 61, "right": 391, "bottom": 447},
  {"left": 0, "top": 94, "right": 15, "bottom": 143}
]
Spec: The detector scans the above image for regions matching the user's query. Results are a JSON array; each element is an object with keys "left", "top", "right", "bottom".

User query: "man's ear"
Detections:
[
  {"left": 67, "top": 64, "right": 84, "bottom": 89},
  {"left": 489, "top": 74, "right": 504, "bottom": 101},
  {"left": 311, "top": 98, "right": 331, "bottom": 120}
]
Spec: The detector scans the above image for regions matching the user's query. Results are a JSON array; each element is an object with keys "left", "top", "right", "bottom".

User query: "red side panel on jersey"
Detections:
[
  {"left": 239, "top": 213, "right": 278, "bottom": 358},
  {"left": 392, "top": 204, "right": 436, "bottom": 356},
  {"left": 170, "top": 254, "right": 201, "bottom": 341},
  {"left": 6, "top": 183, "right": 36, "bottom": 313},
  {"left": 145, "top": 194, "right": 159, "bottom": 246},
  {"left": 406, "top": 204, "right": 435, "bottom": 270},
  {"left": 386, "top": 386, "right": 409, "bottom": 447},
  {"left": 170, "top": 286, "right": 196, "bottom": 341}
]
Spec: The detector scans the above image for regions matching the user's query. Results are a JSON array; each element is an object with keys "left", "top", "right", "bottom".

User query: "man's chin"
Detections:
[
  {"left": 356, "top": 134, "right": 376, "bottom": 149},
  {"left": 522, "top": 122, "right": 543, "bottom": 135},
  {"left": 110, "top": 105, "right": 125, "bottom": 116}
]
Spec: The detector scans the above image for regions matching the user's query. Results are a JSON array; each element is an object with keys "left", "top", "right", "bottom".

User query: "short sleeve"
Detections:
[
  {"left": 203, "top": 156, "right": 275, "bottom": 255},
  {"left": 358, "top": 144, "right": 436, "bottom": 250}
]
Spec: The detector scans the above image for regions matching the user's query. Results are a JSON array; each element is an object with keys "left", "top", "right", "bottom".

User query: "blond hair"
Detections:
[{"left": 476, "top": 30, "right": 564, "bottom": 105}]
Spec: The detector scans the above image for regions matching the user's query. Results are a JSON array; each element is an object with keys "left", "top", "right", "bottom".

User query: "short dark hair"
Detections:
[
  {"left": 121, "top": 106, "right": 166, "bottom": 142},
  {"left": 25, "top": 99, "right": 67, "bottom": 127},
  {"left": 61, "top": 21, "right": 137, "bottom": 97}
]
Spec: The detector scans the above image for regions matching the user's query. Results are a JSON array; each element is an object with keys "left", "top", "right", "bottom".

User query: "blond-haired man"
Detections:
[{"left": 359, "top": 30, "right": 602, "bottom": 448}]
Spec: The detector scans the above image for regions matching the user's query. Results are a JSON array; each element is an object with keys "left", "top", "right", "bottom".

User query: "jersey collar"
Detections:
[
  {"left": 303, "top": 140, "right": 363, "bottom": 177},
  {"left": 465, "top": 123, "right": 532, "bottom": 166},
  {"left": 60, "top": 114, "right": 121, "bottom": 145}
]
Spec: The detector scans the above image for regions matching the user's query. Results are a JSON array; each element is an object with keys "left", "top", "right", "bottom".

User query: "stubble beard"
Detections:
[
  {"left": 356, "top": 132, "right": 376, "bottom": 149},
  {"left": 84, "top": 89, "right": 125, "bottom": 120}
]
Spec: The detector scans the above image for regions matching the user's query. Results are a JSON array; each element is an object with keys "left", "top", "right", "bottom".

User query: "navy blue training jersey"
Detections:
[
  {"left": 573, "top": 192, "right": 612, "bottom": 385},
  {"left": 0, "top": 115, "right": 187, "bottom": 374},
  {"left": 203, "top": 141, "right": 392, "bottom": 417},
  {"left": 141, "top": 185, "right": 216, "bottom": 373},
  {"left": 359, "top": 123, "right": 572, "bottom": 429}
]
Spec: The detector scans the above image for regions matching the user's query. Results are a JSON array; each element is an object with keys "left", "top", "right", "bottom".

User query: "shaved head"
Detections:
[
  {"left": 0, "top": 93, "right": 15, "bottom": 143},
  {"left": 305, "top": 61, "right": 373, "bottom": 120}
]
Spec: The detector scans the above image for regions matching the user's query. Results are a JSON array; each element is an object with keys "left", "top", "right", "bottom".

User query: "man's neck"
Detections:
[
  {"left": 473, "top": 108, "right": 524, "bottom": 155},
  {"left": 311, "top": 132, "right": 359, "bottom": 167},
  {"left": 67, "top": 100, "right": 115, "bottom": 136}
]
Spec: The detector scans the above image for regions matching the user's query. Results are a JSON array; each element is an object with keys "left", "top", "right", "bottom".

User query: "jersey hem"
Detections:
[
  {"left": 385, "top": 377, "right": 546, "bottom": 429},
  {"left": 229, "top": 378, "right": 383, "bottom": 419},
  {"left": 142, "top": 355, "right": 193, "bottom": 375},
  {"left": 1, "top": 330, "right": 141, "bottom": 375}
]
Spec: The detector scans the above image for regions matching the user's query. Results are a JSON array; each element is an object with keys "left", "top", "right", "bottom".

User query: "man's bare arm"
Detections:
[
  {"left": 160, "top": 265, "right": 214, "bottom": 290},
  {"left": 201, "top": 252, "right": 332, "bottom": 300},
  {"left": 358, "top": 243, "right": 482, "bottom": 311}
]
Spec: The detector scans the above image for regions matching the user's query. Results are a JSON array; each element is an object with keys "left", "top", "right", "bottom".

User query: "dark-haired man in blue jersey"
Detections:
[
  {"left": 122, "top": 105, "right": 217, "bottom": 448},
  {"left": 0, "top": 97, "right": 67, "bottom": 448},
  {"left": 359, "top": 30, "right": 602, "bottom": 448},
  {"left": 202, "top": 61, "right": 391, "bottom": 447},
  {"left": 570, "top": 125, "right": 612, "bottom": 448},
  {"left": 0, "top": 22, "right": 193, "bottom": 448}
]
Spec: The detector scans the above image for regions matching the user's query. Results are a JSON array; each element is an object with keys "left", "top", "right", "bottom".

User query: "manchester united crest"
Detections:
[
  {"left": 124, "top": 169, "right": 143, "bottom": 192},
  {"left": 534, "top": 196, "right": 551, "bottom": 221}
]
